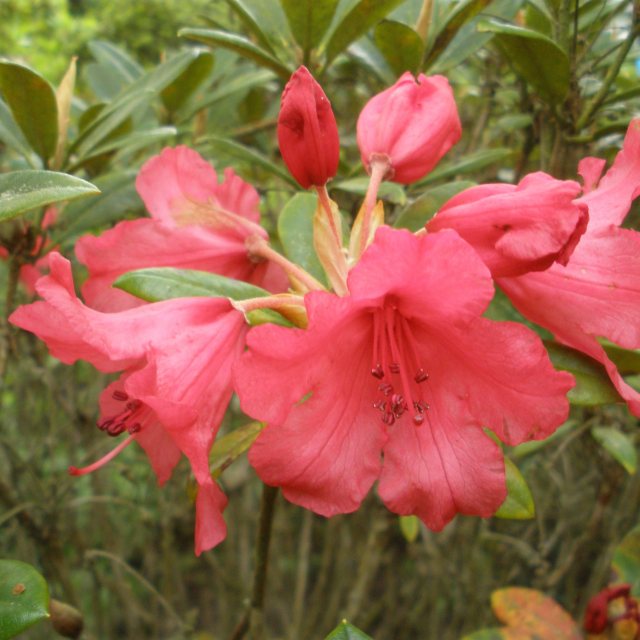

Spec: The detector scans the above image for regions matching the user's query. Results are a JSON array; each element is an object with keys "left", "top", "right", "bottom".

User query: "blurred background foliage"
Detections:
[{"left": 1, "top": 0, "right": 640, "bottom": 638}]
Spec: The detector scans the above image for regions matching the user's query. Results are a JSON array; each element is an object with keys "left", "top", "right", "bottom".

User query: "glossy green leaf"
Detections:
[
  {"left": 544, "top": 341, "right": 622, "bottom": 406},
  {"left": 161, "top": 51, "right": 215, "bottom": 114},
  {"left": 278, "top": 193, "right": 327, "bottom": 284},
  {"left": 0, "top": 61, "right": 58, "bottom": 163},
  {"left": 601, "top": 342, "right": 640, "bottom": 375},
  {"left": 86, "top": 40, "right": 143, "bottom": 100},
  {"left": 324, "top": 0, "right": 407, "bottom": 66},
  {"left": 394, "top": 181, "right": 475, "bottom": 230},
  {"left": 201, "top": 136, "right": 298, "bottom": 187},
  {"left": 374, "top": 20, "right": 423, "bottom": 76},
  {"left": 0, "top": 171, "right": 99, "bottom": 222},
  {"left": 115, "top": 267, "right": 270, "bottom": 302},
  {"left": 325, "top": 621, "right": 373, "bottom": 640},
  {"left": 0, "top": 559, "right": 49, "bottom": 640},
  {"left": 591, "top": 426, "right": 637, "bottom": 474},
  {"left": 282, "top": 0, "right": 340, "bottom": 54},
  {"left": 494, "top": 458, "right": 534, "bottom": 520},
  {"left": 0, "top": 99, "right": 39, "bottom": 167},
  {"left": 210, "top": 422, "right": 264, "bottom": 478},
  {"left": 417, "top": 148, "right": 514, "bottom": 186},
  {"left": 178, "top": 29, "right": 292, "bottom": 80},
  {"left": 399, "top": 515, "right": 420, "bottom": 543},
  {"left": 612, "top": 524, "right": 640, "bottom": 594},
  {"left": 424, "top": 0, "right": 491, "bottom": 68},
  {"left": 332, "top": 178, "right": 406, "bottom": 205},
  {"left": 477, "top": 18, "right": 569, "bottom": 103}
]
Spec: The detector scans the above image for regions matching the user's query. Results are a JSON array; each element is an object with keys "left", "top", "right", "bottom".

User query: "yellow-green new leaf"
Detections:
[
  {"left": 591, "top": 426, "right": 637, "bottom": 474},
  {"left": 494, "top": 458, "right": 534, "bottom": 520}
]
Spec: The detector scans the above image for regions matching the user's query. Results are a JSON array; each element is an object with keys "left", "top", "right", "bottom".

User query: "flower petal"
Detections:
[{"left": 195, "top": 480, "right": 228, "bottom": 556}]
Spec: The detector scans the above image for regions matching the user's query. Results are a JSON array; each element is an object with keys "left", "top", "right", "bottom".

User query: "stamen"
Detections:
[
  {"left": 68, "top": 435, "right": 136, "bottom": 476},
  {"left": 371, "top": 363, "right": 384, "bottom": 379},
  {"left": 382, "top": 412, "right": 395, "bottom": 426},
  {"left": 112, "top": 390, "right": 129, "bottom": 401},
  {"left": 379, "top": 383, "right": 393, "bottom": 396},
  {"left": 414, "top": 369, "right": 429, "bottom": 383}
]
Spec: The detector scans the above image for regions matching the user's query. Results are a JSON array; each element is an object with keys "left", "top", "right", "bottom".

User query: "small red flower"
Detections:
[
  {"left": 277, "top": 66, "right": 340, "bottom": 189},
  {"left": 356, "top": 73, "right": 461, "bottom": 184}
]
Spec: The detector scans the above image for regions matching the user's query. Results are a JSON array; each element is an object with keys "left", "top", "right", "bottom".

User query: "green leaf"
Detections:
[
  {"left": 0, "top": 61, "right": 58, "bottom": 163},
  {"left": 461, "top": 630, "right": 507, "bottom": 640},
  {"left": 83, "top": 127, "right": 177, "bottom": 160},
  {"left": 115, "top": 267, "right": 270, "bottom": 302},
  {"left": 210, "top": 422, "right": 264, "bottom": 478},
  {"left": 544, "top": 341, "right": 622, "bottom": 406},
  {"left": 0, "top": 171, "right": 99, "bottom": 223},
  {"left": 161, "top": 51, "right": 215, "bottom": 115},
  {"left": 394, "top": 181, "right": 475, "bottom": 231},
  {"left": 424, "top": 0, "right": 492, "bottom": 68},
  {"left": 495, "top": 458, "right": 535, "bottom": 520},
  {"left": 612, "top": 524, "right": 640, "bottom": 594},
  {"left": 0, "top": 559, "right": 49, "bottom": 640},
  {"left": 282, "top": 0, "right": 340, "bottom": 55},
  {"left": 399, "top": 515, "right": 420, "bottom": 543},
  {"left": 86, "top": 41, "right": 143, "bottom": 100},
  {"left": 278, "top": 193, "right": 327, "bottom": 284},
  {"left": 325, "top": 620, "right": 373, "bottom": 640},
  {"left": 374, "top": 20, "right": 423, "bottom": 76},
  {"left": 477, "top": 18, "right": 570, "bottom": 104},
  {"left": 201, "top": 136, "right": 298, "bottom": 187},
  {"left": 332, "top": 178, "right": 406, "bottom": 205},
  {"left": 591, "top": 426, "right": 637, "bottom": 474},
  {"left": 601, "top": 342, "right": 640, "bottom": 375},
  {"left": 324, "top": 0, "right": 407, "bottom": 66},
  {"left": 178, "top": 29, "right": 292, "bottom": 80},
  {"left": 0, "top": 99, "right": 40, "bottom": 167},
  {"left": 416, "top": 148, "right": 514, "bottom": 186}
]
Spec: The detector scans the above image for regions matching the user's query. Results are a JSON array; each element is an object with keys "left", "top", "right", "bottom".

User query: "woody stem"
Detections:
[{"left": 360, "top": 158, "right": 390, "bottom": 256}]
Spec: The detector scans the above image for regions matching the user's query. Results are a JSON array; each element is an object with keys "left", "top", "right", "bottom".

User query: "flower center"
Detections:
[
  {"left": 370, "top": 304, "right": 430, "bottom": 426},
  {"left": 97, "top": 390, "right": 145, "bottom": 437}
]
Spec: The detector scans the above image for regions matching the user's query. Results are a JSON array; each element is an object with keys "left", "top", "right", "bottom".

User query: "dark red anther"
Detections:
[
  {"left": 126, "top": 400, "right": 142, "bottom": 411},
  {"left": 413, "top": 413, "right": 425, "bottom": 426},
  {"left": 414, "top": 400, "right": 430, "bottom": 413},
  {"left": 106, "top": 422, "right": 126, "bottom": 437},
  {"left": 371, "top": 363, "right": 384, "bottom": 379},
  {"left": 112, "top": 390, "right": 129, "bottom": 401},
  {"left": 389, "top": 362, "right": 400, "bottom": 374},
  {"left": 414, "top": 369, "right": 429, "bottom": 383},
  {"left": 128, "top": 422, "right": 142, "bottom": 434},
  {"left": 382, "top": 412, "right": 395, "bottom": 426},
  {"left": 373, "top": 400, "right": 386, "bottom": 412},
  {"left": 379, "top": 383, "right": 393, "bottom": 396}
]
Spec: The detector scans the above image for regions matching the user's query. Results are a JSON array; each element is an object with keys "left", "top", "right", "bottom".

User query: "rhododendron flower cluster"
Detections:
[{"left": 11, "top": 65, "right": 640, "bottom": 555}]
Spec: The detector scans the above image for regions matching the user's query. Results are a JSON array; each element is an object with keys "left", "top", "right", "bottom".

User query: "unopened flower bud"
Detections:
[
  {"left": 277, "top": 66, "right": 340, "bottom": 189},
  {"left": 356, "top": 73, "right": 461, "bottom": 184}
]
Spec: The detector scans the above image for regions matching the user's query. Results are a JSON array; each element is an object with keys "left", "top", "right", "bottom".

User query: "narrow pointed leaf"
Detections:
[
  {"left": 0, "top": 171, "right": 99, "bottom": 222},
  {"left": 591, "top": 427, "right": 637, "bottom": 474},
  {"left": 324, "top": 0, "right": 407, "bottom": 66},
  {"left": 0, "top": 61, "right": 58, "bottom": 163},
  {"left": 210, "top": 422, "right": 264, "bottom": 478},
  {"left": 0, "top": 559, "right": 49, "bottom": 640},
  {"left": 53, "top": 57, "right": 77, "bottom": 170},
  {"left": 0, "top": 99, "right": 40, "bottom": 167},
  {"left": 88, "top": 40, "right": 143, "bottom": 85},
  {"left": 494, "top": 458, "right": 534, "bottom": 520},
  {"left": 374, "top": 20, "right": 423, "bottom": 76},
  {"left": 313, "top": 195, "right": 348, "bottom": 294},
  {"left": 477, "top": 18, "right": 570, "bottom": 104},
  {"left": 282, "top": 0, "right": 340, "bottom": 54},
  {"left": 325, "top": 621, "right": 373, "bottom": 640},
  {"left": 178, "top": 29, "right": 292, "bottom": 80},
  {"left": 416, "top": 148, "right": 514, "bottom": 186},
  {"left": 612, "top": 525, "right": 640, "bottom": 594},
  {"left": 160, "top": 51, "right": 215, "bottom": 114}
]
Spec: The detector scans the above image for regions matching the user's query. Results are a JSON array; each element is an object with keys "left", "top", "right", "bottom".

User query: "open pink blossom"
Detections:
[
  {"left": 235, "top": 227, "right": 573, "bottom": 528},
  {"left": 10, "top": 252, "right": 247, "bottom": 554},
  {"left": 356, "top": 73, "right": 461, "bottom": 184},
  {"left": 76, "top": 146, "right": 285, "bottom": 311},
  {"left": 496, "top": 120, "right": 640, "bottom": 416},
  {"left": 427, "top": 172, "right": 588, "bottom": 277}
]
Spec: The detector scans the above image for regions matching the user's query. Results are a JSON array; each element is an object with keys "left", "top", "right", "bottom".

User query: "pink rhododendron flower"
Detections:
[
  {"left": 427, "top": 172, "right": 588, "bottom": 277},
  {"left": 10, "top": 252, "right": 247, "bottom": 554},
  {"left": 76, "top": 146, "right": 285, "bottom": 311},
  {"left": 235, "top": 227, "right": 573, "bottom": 528},
  {"left": 277, "top": 66, "right": 340, "bottom": 189},
  {"left": 496, "top": 120, "right": 640, "bottom": 416},
  {"left": 356, "top": 73, "right": 461, "bottom": 184}
]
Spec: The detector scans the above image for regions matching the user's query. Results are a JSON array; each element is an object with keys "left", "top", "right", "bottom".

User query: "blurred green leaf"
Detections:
[
  {"left": 394, "top": 181, "right": 475, "bottom": 230},
  {"left": 161, "top": 51, "right": 215, "bottom": 115},
  {"left": 85, "top": 41, "right": 143, "bottom": 101},
  {"left": 461, "top": 630, "right": 506, "bottom": 640},
  {"left": 612, "top": 524, "right": 640, "bottom": 594},
  {"left": 325, "top": 621, "right": 373, "bottom": 640},
  {"left": 544, "top": 341, "right": 622, "bottom": 406},
  {"left": 0, "top": 61, "right": 58, "bottom": 163},
  {"left": 601, "top": 342, "right": 640, "bottom": 375},
  {"left": 374, "top": 20, "right": 423, "bottom": 76},
  {"left": 85, "top": 126, "right": 177, "bottom": 160},
  {"left": 324, "top": 0, "right": 407, "bottom": 66},
  {"left": 179, "top": 29, "right": 292, "bottom": 79},
  {"left": 591, "top": 427, "right": 637, "bottom": 474},
  {"left": 0, "top": 559, "right": 49, "bottom": 640},
  {"left": 417, "top": 148, "right": 514, "bottom": 186},
  {"left": 477, "top": 18, "right": 569, "bottom": 104},
  {"left": 115, "top": 267, "right": 270, "bottom": 302},
  {"left": 399, "top": 515, "right": 420, "bottom": 543},
  {"left": 0, "top": 171, "right": 99, "bottom": 222},
  {"left": 282, "top": 0, "right": 340, "bottom": 56},
  {"left": 0, "top": 99, "right": 40, "bottom": 168},
  {"left": 495, "top": 457, "right": 534, "bottom": 520},
  {"left": 278, "top": 193, "right": 327, "bottom": 284},
  {"left": 210, "top": 422, "right": 264, "bottom": 478},
  {"left": 332, "top": 178, "right": 406, "bottom": 205}
]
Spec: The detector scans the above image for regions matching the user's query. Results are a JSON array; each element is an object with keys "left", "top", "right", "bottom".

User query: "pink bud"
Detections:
[
  {"left": 356, "top": 73, "right": 461, "bottom": 184},
  {"left": 277, "top": 66, "right": 340, "bottom": 189}
]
